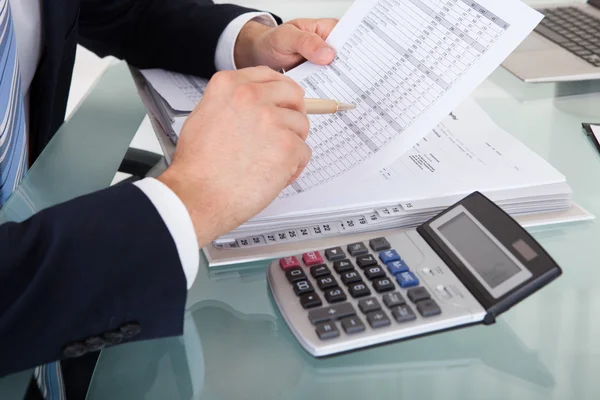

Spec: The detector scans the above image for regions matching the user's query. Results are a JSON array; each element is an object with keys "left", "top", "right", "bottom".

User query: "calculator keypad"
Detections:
[{"left": 277, "top": 237, "right": 444, "bottom": 342}]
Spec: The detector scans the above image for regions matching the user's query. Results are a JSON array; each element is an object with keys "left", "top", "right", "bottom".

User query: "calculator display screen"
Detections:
[{"left": 438, "top": 212, "right": 521, "bottom": 289}]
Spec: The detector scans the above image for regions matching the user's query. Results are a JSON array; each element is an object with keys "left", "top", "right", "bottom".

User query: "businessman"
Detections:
[{"left": 0, "top": 0, "right": 337, "bottom": 387}]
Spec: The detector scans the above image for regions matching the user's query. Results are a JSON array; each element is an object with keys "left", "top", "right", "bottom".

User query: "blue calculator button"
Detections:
[
  {"left": 387, "top": 260, "right": 409, "bottom": 275},
  {"left": 379, "top": 249, "right": 401, "bottom": 264},
  {"left": 396, "top": 271, "right": 419, "bottom": 288}
]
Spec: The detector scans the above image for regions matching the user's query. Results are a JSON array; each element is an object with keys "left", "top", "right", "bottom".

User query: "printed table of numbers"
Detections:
[{"left": 279, "top": 0, "right": 510, "bottom": 199}]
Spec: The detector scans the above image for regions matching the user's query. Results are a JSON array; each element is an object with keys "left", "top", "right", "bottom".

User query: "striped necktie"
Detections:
[
  {"left": 0, "top": 0, "right": 27, "bottom": 207},
  {"left": 2, "top": 3, "right": 65, "bottom": 398}
]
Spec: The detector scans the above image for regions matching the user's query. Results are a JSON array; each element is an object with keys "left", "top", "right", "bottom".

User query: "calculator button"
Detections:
[
  {"left": 358, "top": 297, "right": 381, "bottom": 314},
  {"left": 316, "top": 321, "right": 340, "bottom": 340},
  {"left": 308, "top": 303, "right": 356, "bottom": 324},
  {"left": 293, "top": 280, "right": 314, "bottom": 296},
  {"left": 341, "top": 316, "right": 366, "bottom": 334},
  {"left": 317, "top": 276, "right": 338, "bottom": 290},
  {"left": 366, "top": 310, "right": 391, "bottom": 328},
  {"left": 387, "top": 260, "right": 409, "bottom": 275},
  {"left": 436, "top": 284, "right": 451, "bottom": 298},
  {"left": 356, "top": 255, "right": 377, "bottom": 268},
  {"left": 379, "top": 249, "right": 401, "bottom": 264},
  {"left": 285, "top": 268, "right": 307, "bottom": 283},
  {"left": 373, "top": 277, "right": 395, "bottom": 293},
  {"left": 369, "top": 237, "right": 391, "bottom": 251},
  {"left": 347, "top": 242, "right": 369, "bottom": 256},
  {"left": 392, "top": 304, "right": 417, "bottom": 323},
  {"left": 348, "top": 282, "right": 371, "bottom": 298},
  {"left": 416, "top": 299, "right": 442, "bottom": 317},
  {"left": 396, "top": 271, "right": 420, "bottom": 288},
  {"left": 302, "top": 251, "right": 323, "bottom": 266},
  {"left": 333, "top": 259, "right": 354, "bottom": 273},
  {"left": 324, "top": 287, "right": 347, "bottom": 303},
  {"left": 382, "top": 292, "right": 406, "bottom": 308},
  {"left": 300, "top": 293, "right": 322, "bottom": 309},
  {"left": 279, "top": 256, "right": 300, "bottom": 270},
  {"left": 364, "top": 265, "right": 386, "bottom": 280},
  {"left": 310, "top": 264, "right": 331, "bottom": 278},
  {"left": 407, "top": 287, "right": 431, "bottom": 303},
  {"left": 341, "top": 270, "right": 362, "bottom": 285},
  {"left": 325, "top": 247, "right": 346, "bottom": 261}
]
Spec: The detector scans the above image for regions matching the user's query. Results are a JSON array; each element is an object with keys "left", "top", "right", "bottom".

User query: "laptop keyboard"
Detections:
[{"left": 535, "top": 7, "right": 600, "bottom": 67}]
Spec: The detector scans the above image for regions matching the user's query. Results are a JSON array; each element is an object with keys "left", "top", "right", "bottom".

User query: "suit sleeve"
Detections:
[
  {"left": 0, "top": 184, "right": 188, "bottom": 377},
  {"left": 78, "top": 0, "right": 263, "bottom": 78}
]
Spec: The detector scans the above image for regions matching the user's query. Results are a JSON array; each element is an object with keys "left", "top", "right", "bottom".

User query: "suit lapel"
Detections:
[{"left": 29, "top": 0, "right": 79, "bottom": 161}]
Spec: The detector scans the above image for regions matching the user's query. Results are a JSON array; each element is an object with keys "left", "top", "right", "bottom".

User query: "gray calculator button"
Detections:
[
  {"left": 285, "top": 268, "right": 307, "bottom": 283},
  {"left": 364, "top": 265, "right": 386, "bottom": 280},
  {"left": 341, "top": 316, "right": 366, "bottom": 334},
  {"left": 347, "top": 242, "right": 369, "bottom": 256},
  {"left": 417, "top": 299, "right": 442, "bottom": 317},
  {"left": 317, "top": 276, "right": 338, "bottom": 290},
  {"left": 333, "top": 259, "right": 354, "bottom": 273},
  {"left": 366, "top": 310, "right": 391, "bottom": 328},
  {"left": 407, "top": 287, "right": 431, "bottom": 303},
  {"left": 300, "top": 293, "right": 322, "bottom": 309},
  {"left": 392, "top": 304, "right": 417, "bottom": 323},
  {"left": 369, "top": 237, "right": 391, "bottom": 251},
  {"left": 382, "top": 292, "right": 406, "bottom": 308},
  {"left": 358, "top": 297, "right": 381, "bottom": 314},
  {"left": 308, "top": 303, "right": 356, "bottom": 324},
  {"left": 316, "top": 321, "right": 340, "bottom": 340},
  {"left": 325, "top": 247, "right": 346, "bottom": 261},
  {"left": 341, "top": 270, "right": 362, "bottom": 285},
  {"left": 356, "top": 255, "right": 377, "bottom": 268},
  {"left": 293, "top": 280, "right": 314, "bottom": 296},
  {"left": 310, "top": 264, "right": 331, "bottom": 278}
]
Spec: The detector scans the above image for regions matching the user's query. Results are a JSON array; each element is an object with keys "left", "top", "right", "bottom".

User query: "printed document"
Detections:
[{"left": 274, "top": 0, "right": 542, "bottom": 212}]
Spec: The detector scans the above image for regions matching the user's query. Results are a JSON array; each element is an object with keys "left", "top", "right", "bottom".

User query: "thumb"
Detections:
[{"left": 291, "top": 28, "right": 336, "bottom": 65}]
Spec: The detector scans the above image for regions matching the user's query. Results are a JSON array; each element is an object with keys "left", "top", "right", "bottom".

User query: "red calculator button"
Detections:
[
  {"left": 302, "top": 251, "right": 323, "bottom": 266},
  {"left": 280, "top": 256, "right": 300, "bottom": 270}
]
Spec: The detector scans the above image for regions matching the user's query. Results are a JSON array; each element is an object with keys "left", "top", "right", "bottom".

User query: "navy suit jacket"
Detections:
[{"left": 0, "top": 0, "right": 265, "bottom": 377}]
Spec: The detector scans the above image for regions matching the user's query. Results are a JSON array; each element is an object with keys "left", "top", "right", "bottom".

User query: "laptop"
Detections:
[{"left": 503, "top": 0, "right": 600, "bottom": 82}]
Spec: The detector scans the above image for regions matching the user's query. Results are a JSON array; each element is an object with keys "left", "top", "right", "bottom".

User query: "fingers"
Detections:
[
  {"left": 288, "top": 139, "right": 312, "bottom": 185},
  {"left": 276, "top": 108, "right": 310, "bottom": 140},
  {"left": 290, "top": 18, "right": 339, "bottom": 39},
  {"left": 259, "top": 81, "right": 306, "bottom": 113},
  {"left": 284, "top": 25, "right": 337, "bottom": 65},
  {"left": 230, "top": 66, "right": 293, "bottom": 84}
]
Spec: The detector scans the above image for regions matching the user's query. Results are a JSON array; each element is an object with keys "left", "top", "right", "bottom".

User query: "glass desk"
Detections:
[
  {"left": 56, "top": 72, "right": 597, "bottom": 400},
  {"left": 88, "top": 70, "right": 600, "bottom": 398}
]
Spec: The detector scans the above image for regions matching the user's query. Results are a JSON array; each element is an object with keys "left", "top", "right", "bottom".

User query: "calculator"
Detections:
[{"left": 267, "top": 192, "right": 562, "bottom": 357}]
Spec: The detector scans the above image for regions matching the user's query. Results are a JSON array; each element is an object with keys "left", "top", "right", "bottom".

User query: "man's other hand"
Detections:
[
  {"left": 157, "top": 67, "right": 311, "bottom": 247},
  {"left": 235, "top": 18, "right": 339, "bottom": 70}
]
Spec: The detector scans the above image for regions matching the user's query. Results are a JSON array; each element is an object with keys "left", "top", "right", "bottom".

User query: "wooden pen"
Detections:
[{"left": 304, "top": 98, "right": 355, "bottom": 114}]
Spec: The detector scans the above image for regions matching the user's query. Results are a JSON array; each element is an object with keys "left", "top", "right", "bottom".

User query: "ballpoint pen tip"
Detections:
[{"left": 337, "top": 103, "right": 356, "bottom": 111}]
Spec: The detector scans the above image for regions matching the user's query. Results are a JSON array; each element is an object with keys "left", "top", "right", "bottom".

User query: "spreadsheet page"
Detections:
[{"left": 263, "top": 0, "right": 542, "bottom": 216}]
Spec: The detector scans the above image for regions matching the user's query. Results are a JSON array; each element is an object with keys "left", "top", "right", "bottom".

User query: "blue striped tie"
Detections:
[
  {"left": 0, "top": 0, "right": 27, "bottom": 207},
  {"left": 1, "top": 2, "right": 65, "bottom": 398}
]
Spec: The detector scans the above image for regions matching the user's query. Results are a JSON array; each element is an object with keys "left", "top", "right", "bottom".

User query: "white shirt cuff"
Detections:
[
  {"left": 133, "top": 178, "right": 200, "bottom": 290},
  {"left": 215, "top": 12, "right": 278, "bottom": 71}
]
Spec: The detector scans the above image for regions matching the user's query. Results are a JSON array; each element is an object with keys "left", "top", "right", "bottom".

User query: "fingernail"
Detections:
[{"left": 315, "top": 46, "right": 336, "bottom": 63}]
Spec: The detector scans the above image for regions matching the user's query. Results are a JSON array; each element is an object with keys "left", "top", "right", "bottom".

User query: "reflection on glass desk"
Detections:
[{"left": 89, "top": 60, "right": 600, "bottom": 399}]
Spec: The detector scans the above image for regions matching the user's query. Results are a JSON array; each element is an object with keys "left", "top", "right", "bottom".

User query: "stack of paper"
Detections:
[{"left": 134, "top": 0, "right": 594, "bottom": 252}]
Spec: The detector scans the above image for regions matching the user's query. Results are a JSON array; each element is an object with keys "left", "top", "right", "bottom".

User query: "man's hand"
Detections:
[
  {"left": 235, "top": 18, "right": 339, "bottom": 70},
  {"left": 157, "top": 67, "right": 311, "bottom": 247}
]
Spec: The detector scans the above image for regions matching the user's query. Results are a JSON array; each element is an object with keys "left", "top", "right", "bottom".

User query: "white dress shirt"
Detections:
[{"left": 10, "top": 0, "right": 276, "bottom": 289}]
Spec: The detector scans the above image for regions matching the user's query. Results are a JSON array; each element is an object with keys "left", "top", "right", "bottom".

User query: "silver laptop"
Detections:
[{"left": 503, "top": 0, "right": 600, "bottom": 82}]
